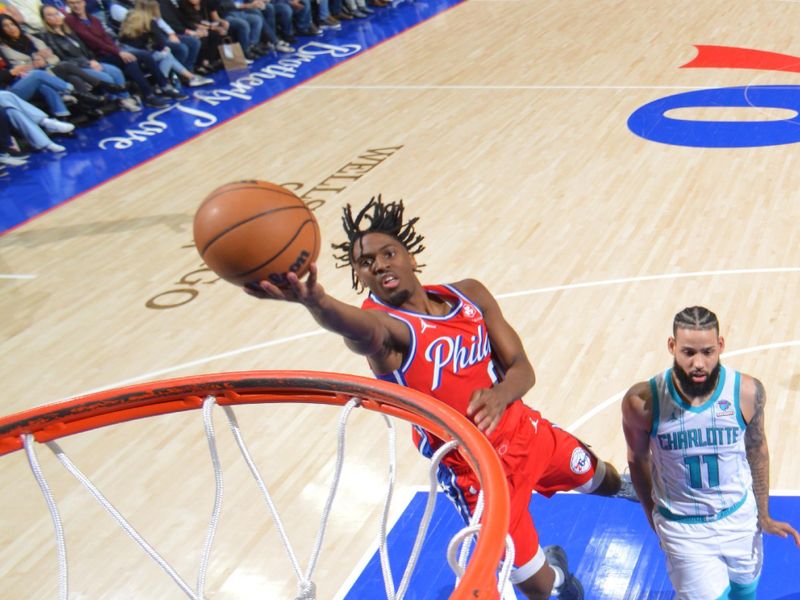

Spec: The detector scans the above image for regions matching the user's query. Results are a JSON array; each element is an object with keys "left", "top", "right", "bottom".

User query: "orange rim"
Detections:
[{"left": 0, "top": 370, "right": 508, "bottom": 599}]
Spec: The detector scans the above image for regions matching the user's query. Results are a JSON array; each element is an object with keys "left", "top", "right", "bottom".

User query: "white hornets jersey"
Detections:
[{"left": 649, "top": 365, "right": 753, "bottom": 523}]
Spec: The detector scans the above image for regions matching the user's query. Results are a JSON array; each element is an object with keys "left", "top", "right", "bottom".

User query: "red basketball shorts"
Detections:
[{"left": 453, "top": 403, "right": 599, "bottom": 569}]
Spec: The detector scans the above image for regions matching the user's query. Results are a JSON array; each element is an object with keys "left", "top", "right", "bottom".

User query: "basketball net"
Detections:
[{"left": 5, "top": 372, "right": 514, "bottom": 599}]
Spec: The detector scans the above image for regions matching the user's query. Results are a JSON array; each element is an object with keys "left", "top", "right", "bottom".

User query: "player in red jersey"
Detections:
[{"left": 246, "top": 196, "right": 630, "bottom": 600}]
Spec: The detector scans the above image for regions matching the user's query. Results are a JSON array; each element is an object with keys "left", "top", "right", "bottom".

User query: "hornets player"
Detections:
[
  {"left": 622, "top": 306, "right": 800, "bottom": 600},
  {"left": 246, "top": 196, "right": 633, "bottom": 600}
]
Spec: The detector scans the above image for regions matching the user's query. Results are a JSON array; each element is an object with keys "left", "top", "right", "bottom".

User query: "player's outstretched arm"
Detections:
[
  {"left": 245, "top": 263, "right": 406, "bottom": 360},
  {"left": 621, "top": 383, "right": 656, "bottom": 530},
  {"left": 741, "top": 376, "right": 800, "bottom": 546},
  {"left": 456, "top": 279, "right": 535, "bottom": 435}
]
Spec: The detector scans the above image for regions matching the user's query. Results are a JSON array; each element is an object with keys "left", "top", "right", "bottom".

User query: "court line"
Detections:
[
  {"left": 332, "top": 486, "right": 418, "bottom": 600},
  {"left": 308, "top": 84, "right": 705, "bottom": 90},
  {"left": 0, "top": 274, "right": 36, "bottom": 279},
  {"left": 51, "top": 330, "right": 327, "bottom": 403},
  {"left": 566, "top": 339, "right": 800, "bottom": 434},
  {"left": 496, "top": 267, "right": 800, "bottom": 299},
  {"left": 51, "top": 266, "right": 799, "bottom": 403}
]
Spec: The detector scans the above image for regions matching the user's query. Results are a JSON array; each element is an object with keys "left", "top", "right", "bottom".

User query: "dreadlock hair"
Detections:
[
  {"left": 332, "top": 195, "right": 426, "bottom": 291},
  {"left": 673, "top": 306, "right": 719, "bottom": 336}
]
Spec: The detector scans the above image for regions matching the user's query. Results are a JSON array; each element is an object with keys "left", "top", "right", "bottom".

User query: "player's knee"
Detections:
[
  {"left": 576, "top": 459, "right": 620, "bottom": 495},
  {"left": 596, "top": 461, "right": 621, "bottom": 495}
]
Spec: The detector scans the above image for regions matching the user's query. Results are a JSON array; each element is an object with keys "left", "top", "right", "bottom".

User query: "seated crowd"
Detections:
[{"left": 0, "top": 0, "right": 394, "bottom": 177}]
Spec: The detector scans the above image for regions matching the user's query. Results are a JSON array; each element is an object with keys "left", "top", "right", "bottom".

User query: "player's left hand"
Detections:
[
  {"left": 759, "top": 516, "right": 800, "bottom": 546},
  {"left": 467, "top": 388, "right": 508, "bottom": 436}
]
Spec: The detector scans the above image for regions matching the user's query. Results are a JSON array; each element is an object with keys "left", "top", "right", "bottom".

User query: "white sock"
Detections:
[{"left": 551, "top": 565, "right": 565, "bottom": 593}]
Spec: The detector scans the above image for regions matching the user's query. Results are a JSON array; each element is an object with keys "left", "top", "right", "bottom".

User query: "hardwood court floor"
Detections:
[{"left": 1, "top": 0, "right": 799, "bottom": 597}]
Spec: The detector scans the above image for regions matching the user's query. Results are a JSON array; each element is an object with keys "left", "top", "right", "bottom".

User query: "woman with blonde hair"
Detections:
[{"left": 119, "top": 0, "right": 212, "bottom": 98}]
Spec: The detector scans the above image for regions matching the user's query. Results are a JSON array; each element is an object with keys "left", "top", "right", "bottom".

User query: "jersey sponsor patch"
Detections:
[
  {"left": 570, "top": 447, "right": 592, "bottom": 475},
  {"left": 715, "top": 399, "right": 735, "bottom": 417}
]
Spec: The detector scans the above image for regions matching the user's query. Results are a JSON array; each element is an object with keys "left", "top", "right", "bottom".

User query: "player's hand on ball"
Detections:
[{"left": 245, "top": 263, "right": 324, "bottom": 307}]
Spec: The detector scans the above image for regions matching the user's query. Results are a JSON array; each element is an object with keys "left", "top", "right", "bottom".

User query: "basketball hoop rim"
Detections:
[{"left": 0, "top": 370, "right": 508, "bottom": 600}]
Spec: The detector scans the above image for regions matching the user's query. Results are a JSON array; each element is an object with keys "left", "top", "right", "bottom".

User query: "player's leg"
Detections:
[
  {"left": 663, "top": 551, "right": 730, "bottom": 600},
  {"left": 571, "top": 453, "right": 638, "bottom": 500},
  {"left": 654, "top": 514, "right": 731, "bottom": 600},
  {"left": 723, "top": 494, "right": 763, "bottom": 600},
  {"left": 534, "top": 420, "right": 622, "bottom": 497},
  {"left": 508, "top": 512, "right": 583, "bottom": 600},
  {"left": 574, "top": 454, "right": 620, "bottom": 496}
]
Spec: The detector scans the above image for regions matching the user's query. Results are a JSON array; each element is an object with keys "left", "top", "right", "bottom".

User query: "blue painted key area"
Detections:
[{"left": 344, "top": 492, "right": 800, "bottom": 599}]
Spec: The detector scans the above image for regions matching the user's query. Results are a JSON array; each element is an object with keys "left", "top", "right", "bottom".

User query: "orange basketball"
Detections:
[{"left": 193, "top": 181, "right": 320, "bottom": 287}]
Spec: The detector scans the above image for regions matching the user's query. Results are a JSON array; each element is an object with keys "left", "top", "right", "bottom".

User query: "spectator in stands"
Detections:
[
  {"left": 2, "top": 0, "right": 43, "bottom": 31},
  {"left": 314, "top": 0, "right": 339, "bottom": 31},
  {"left": 0, "top": 88, "right": 74, "bottom": 152},
  {"left": 275, "top": 0, "right": 320, "bottom": 37},
  {"left": 0, "top": 13, "right": 108, "bottom": 106},
  {"left": 0, "top": 106, "right": 29, "bottom": 168},
  {"left": 175, "top": 0, "right": 225, "bottom": 71},
  {"left": 39, "top": 5, "right": 142, "bottom": 111},
  {"left": 232, "top": 0, "right": 293, "bottom": 54},
  {"left": 155, "top": 0, "right": 202, "bottom": 71},
  {"left": 118, "top": 0, "right": 213, "bottom": 96},
  {"left": 109, "top": 0, "right": 202, "bottom": 74},
  {"left": 214, "top": 0, "right": 266, "bottom": 60},
  {"left": 259, "top": 0, "right": 294, "bottom": 52},
  {"left": 64, "top": 0, "right": 171, "bottom": 107},
  {"left": 40, "top": 0, "right": 110, "bottom": 27},
  {"left": 1, "top": 53, "right": 74, "bottom": 117},
  {"left": 337, "top": 0, "right": 367, "bottom": 19}
]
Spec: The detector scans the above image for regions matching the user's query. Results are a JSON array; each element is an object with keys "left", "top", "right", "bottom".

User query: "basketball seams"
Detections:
[
  {"left": 198, "top": 184, "right": 304, "bottom": 212},
  {"left": 199, "top": 205, "right": 308, "bottom": 256},
  {"left": 237, "top": 219, "right": 316, "bottom": 278},
  {"left": 310, "top": 214, "right": 320, "bottom": 268},
  {"left": 194, "top": 181, "right": 320, "bottom": 286}
]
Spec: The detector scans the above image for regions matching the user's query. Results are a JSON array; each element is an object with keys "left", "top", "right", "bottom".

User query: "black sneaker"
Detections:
[
  {"left": 74, "top": 91, "right": 108, "bottom": 106},
  {"left": 160, "top": 86, "right": 189, "bottom": 100},
  {"left": 544, "top": 545, "right": 583, "bottom": 600},
  {"left": 143, "top": 95, "right": 171, "bottom": 107}
]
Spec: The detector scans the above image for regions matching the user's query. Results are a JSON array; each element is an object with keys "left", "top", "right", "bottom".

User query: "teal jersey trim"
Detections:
[
  {"left": 666, "top": 366, "right": 726, "bottom": 413},
  {"left": 649, "top": 377, "right": 660, "bottom": 439},
  {"left": 734, "top": 371, "right": 747, "bottom": 430},
  {"left": 657, "top": 490, "right": 747, "bottom": 524}
]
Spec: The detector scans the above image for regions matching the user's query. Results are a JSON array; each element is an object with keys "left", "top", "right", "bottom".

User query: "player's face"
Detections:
[
  {"left": 668, "top": 327, "right": 725, "bottom": 398},
  {"left": 351, "top": 232, "right": 418, "bottom": 305}
]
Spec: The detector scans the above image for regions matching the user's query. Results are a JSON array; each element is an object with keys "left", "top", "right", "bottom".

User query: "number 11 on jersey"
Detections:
[{"left": 684, "top": 454, "right": 720, "bottom": 488}]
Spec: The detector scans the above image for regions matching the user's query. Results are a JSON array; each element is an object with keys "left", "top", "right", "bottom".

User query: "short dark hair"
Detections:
[
  {"left": 332, "top": 195, "right": 425, "bottom": 290},
  {"left": 673, "top": 306, "right": 719, "bottom": 336}
]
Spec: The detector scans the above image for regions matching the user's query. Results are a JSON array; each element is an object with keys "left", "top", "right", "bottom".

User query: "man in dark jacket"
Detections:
[{"left": 64, "top": 0, "right": 170, "bottom": 107}]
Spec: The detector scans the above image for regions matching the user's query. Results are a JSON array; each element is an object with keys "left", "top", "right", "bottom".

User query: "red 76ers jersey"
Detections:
[{"left": 361, "top": 284, "right": 522, "bottom": 458}]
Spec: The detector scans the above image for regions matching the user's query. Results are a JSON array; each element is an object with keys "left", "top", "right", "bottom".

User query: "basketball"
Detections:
[{"left": 193, "top": 181, "right": 321, "bottom": 287}]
